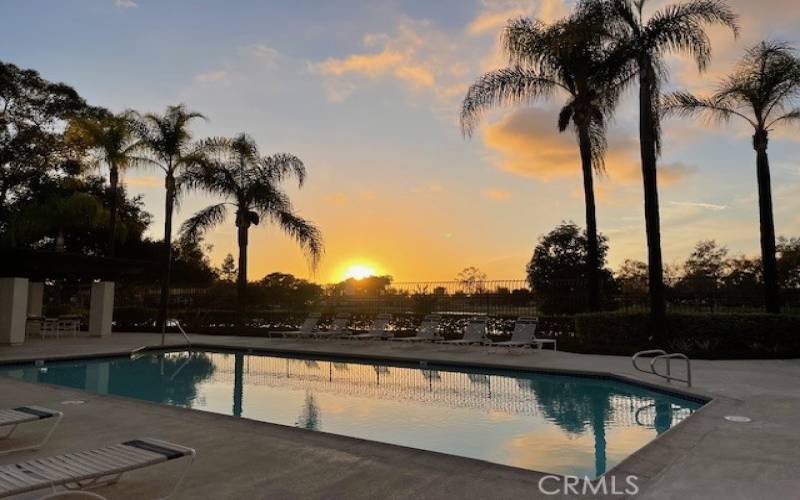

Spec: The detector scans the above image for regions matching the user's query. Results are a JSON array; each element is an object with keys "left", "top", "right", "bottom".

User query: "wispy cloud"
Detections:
[
  {"left": 323, "top": 193, "right": 350, "bottom": 205},
  {"left": 482, "top": 188, "right": 512, "bottom": 200},
  {"left": 311, "top": 22, "right": 437, "bottom": 92},
  {"left": 193, "top": 70, "right": 230, "bottom": 85},
  {"left": 114, "top": 0, "right": 137, "bottom": 8},
  {"left": 668, "top": 201, "right": 729, "bottom": 211},
  {"left": 467, "top": 7, "right": 529, "bottom": 35},
  {"left": 239, "top": 44, "right": 281, "bottom": 68}
]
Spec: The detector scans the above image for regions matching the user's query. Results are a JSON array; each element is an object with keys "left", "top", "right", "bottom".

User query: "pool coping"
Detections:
[{"left": 0, "top": 339, "right": 718, "bottom": 485}]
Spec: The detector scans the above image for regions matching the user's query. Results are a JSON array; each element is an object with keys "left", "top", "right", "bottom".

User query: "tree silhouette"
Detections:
[
  {"left": 180, "top": 133, "right": 322, "bottom": 324},
  {"left": 664, "top": 41, "right": 800, "bottom": 313},
  {"left": 580, "top": 0, "right": 739, "bottom": 320},
  {"left": 130, "top": 104, "right": 206, "bottom": 332},
  {"left": 461, "top": 7, "right": 631, "bottom": 310},
  {"left": 66, "top": 110, "right": 141, "bottom": 256}
]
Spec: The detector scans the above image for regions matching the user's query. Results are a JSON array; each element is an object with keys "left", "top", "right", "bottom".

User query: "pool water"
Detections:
[{"left": 0, "top": 350, "right": 703, "bottom": 478}]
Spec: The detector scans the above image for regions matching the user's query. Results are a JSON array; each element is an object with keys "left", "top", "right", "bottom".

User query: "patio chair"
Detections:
[
  {"left": 0, "top": 406, "right": 63, "bottom": 456},
  {"left": 314, "top": 313, "right": 351, "bottom": 339},
  {"left": 349, "top": 314, "right": 393, "bottom": 340},
  {"left": 0, "top": 438, "right": 195, "bottom": 500},
  {"left": 57, "top": 315, "right": 81, "bottom": 338},
  {"left": 506, "top": 316, "right": 556, "bottom": 350},
  {"left": 390, "top": 314, "right": 442, "bottom": 342},
  {"left": 437, "top": 317, "right": 488, "bottom": 345},
  {"left": 483, "top": 316, "right": 542, "bottom": 349},
  {"left": 40, "top": 318, "right": 60, "bottom": 339},
  {"left": 280, "top": 312, "right": 322, "bottom": 339}
]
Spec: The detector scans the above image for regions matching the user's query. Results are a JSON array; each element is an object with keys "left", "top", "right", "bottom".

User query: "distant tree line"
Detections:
[
  {"left": 462, "top": 0, "right": 800, "bottom": 318},
  {"left": 527, "top": 222, "right": 800, "bottom": 314},
  {"left": 0, "top": 61, "right": 321, "bottom": 329}
]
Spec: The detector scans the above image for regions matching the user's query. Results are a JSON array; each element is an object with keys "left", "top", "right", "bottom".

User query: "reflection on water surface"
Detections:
[{"left": 0, "top": 350, "right": 702, "bottom": 478}]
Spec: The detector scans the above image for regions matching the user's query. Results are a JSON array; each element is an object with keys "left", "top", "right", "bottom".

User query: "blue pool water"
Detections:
[{"left": 0, "top": 350, "right": 703, "bottom": 478}]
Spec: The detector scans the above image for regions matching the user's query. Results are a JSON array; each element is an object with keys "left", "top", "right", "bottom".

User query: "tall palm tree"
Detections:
[
  {"left": 460, "top": 10, "right": 630, "bottom": 311},
  {"left": 580, "top": 0, "right": 739, "bottom": 320},
  {"left": 131, "top": 104, "right": 206, "bottom": 332},
  {"left": 66, "top": 111, "right": 139, "bottom": 256},
  {"left": 179, "top": 133, "right": 322, "bottom": 324},
  {"left": 664, "top": 41, "right": 800, "bottom": 313}
]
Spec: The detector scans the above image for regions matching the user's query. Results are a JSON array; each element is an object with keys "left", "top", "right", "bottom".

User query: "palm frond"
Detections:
[
  {"left": 558, "top": 104, "right": 575, "bottom": 132},
  {"left": 179, "top": 203, "right": 228, "bottom": 243},
  {"left": 645, "top": 0, "right": 739, "bottom": 71},
  {"left": 262, "top": 153, "right": 307, "bottom": 187},
  {"left": 662, "top": 91, "right": 753, "bottom": 126},
  {"left": 768, "top": 108, "right": 800, "bottom": 129},
  {"left": 273, "top": 209, "right": 323, "bottom": 270},
  {"left": 460, "top": 67, "right": 563, "bottom": 136},
  {"left": 588, "top": 119, "right": 609, "bottom": 173}
]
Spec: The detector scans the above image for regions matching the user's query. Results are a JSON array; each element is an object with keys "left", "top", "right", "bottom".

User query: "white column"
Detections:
[
  {"left": 0, "top": 278, "right": 29, "bottom": 345},
  {"left": 89, "top": 281, "right": 115, "bottom": 338},
  {"left": 27, "top": 282, "right": 44, "bottom": 317}
]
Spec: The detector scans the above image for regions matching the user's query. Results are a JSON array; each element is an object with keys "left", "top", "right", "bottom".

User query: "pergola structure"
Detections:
[{"left": 0, "top": 249, "right": 146, "bottom": 345}]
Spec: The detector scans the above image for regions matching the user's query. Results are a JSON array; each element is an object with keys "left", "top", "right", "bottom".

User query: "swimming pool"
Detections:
[{"left": 0, "top": 349, "right": 703, "bottom": 478}]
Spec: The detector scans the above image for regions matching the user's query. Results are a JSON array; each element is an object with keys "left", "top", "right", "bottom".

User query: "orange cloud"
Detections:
[
  {"left": 467, "top": 7, "right": 528, "bottom": 35},
  {"left": 312, "top": 21, "right": 437, "bottom": 91},
  {"left": 482, "top": 188, "right": 512, "bottom": 200},
  {"left": 481, "top": 108, "right": 692, "bottom": 186},
  {"left": 322, "top": 193, "right": 350, "bottom": 205},
  {"left": 315, "top": 49, "right": 407, "bottom": 78}
]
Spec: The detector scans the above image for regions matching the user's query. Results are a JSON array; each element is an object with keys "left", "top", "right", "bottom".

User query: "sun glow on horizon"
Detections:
[{"left": 340, "top": 263, "right": 379, "bottom": 281}]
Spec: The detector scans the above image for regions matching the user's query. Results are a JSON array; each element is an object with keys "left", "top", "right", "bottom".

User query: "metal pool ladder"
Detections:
[
  {"left": 161, "top": 319, "right": 192, "bottom": 348},
  {"left": 632, "top": 349, "right": 692, "bottom": 387}
]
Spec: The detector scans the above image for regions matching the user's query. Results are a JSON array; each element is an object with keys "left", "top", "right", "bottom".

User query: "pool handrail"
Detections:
[
  {"left": 632, "top": 349, "right": 692, "bottom": 387},
  {"left": 161, "top": 319, "right": 192, "bottom": 348}
]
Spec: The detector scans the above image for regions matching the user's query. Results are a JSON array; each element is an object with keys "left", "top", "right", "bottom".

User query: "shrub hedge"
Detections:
[
  {"left": 115, "top": 306, "right": 799, "bottom": 359},
  {"left": 574, "top": 312, "right": 800, "bottom": 359}
]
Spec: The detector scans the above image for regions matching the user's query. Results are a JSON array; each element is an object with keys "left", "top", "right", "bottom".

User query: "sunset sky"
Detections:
[{"left": 5, "top": 0, "right": 800, "bottom": 283}]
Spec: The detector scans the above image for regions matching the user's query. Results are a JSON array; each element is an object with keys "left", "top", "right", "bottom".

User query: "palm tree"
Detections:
[
  {"left": 66, "top": 111, "right": 139, "bottom": 256},
  {"left": 664, "top": 41, "right": 800, "bottom": 313},
  {"left": 580, "top": 0, "right": 739, "bottom": 320},
  {"left": 179, "top": 133, "right": 322, "bottom": 324},
  {"left": 460, "top": 10, "right": 630, "bottom": 311},
  {"left": 131, "top": 104, "right": 206, "bottom": 332}
]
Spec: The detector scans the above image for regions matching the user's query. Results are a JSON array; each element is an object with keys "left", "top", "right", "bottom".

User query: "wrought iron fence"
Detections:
[{"left": 112, "top": 277, "right": 800, "bottom": 333}]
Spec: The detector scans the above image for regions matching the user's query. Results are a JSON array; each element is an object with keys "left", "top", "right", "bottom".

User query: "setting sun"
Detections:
[{"left": 342, "top": 264, "right": 377, "bottom": 281}]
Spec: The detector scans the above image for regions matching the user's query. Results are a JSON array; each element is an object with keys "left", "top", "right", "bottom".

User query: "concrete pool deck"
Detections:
[{"left": 0, "top": 333, "right": 798, "bottom": 499}]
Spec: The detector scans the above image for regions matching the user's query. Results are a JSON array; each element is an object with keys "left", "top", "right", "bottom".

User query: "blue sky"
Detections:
[{"left": 4, "top": 0, "right": 800, "bottom": 282}]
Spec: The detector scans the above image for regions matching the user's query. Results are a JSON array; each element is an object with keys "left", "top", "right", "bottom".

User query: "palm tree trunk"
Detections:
[
  {"left": 753, "top": 130, "right": 781, "bottom": 313},
  {"left": 638, "top": 62, "right": 667, "bottom": 322},
  {"left": 157, "top": 172, "right": 176, "bottom": 336},
  {"left": 236, "top": 219, "right": 249, "bottom": 329},
  {"left": 108, "top": 165, "right": 119, "bottom": 257},
  {"left": 233, "top": 352, "right": 244, "bottom": 417},
  {"left": 577, "top": 122, "right": 601, "bottom": 311}
]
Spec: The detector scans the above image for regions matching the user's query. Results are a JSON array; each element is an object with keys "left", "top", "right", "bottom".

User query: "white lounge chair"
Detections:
[
  {"left": 390, "top": 314, "right": 442, "bottom": 342},
  {"left": 484, "top": 316, "right": 542, "bottom": 349},
  {"left": 437, "top": 317, "right": 488, "bottom": 345},
  {"left": 0, "top": 406, "right": 62, "bottom": 456},
  {"left": 501, "top": 316, "right": 556, "bottom": 350},
  {"left": 349, "top": 314, "right": 393, "bottom": 340},
  {"left": 0, "top": 438, "right": 195, "bottom": 500},
  {"left": 280, "top": 312, "right": 322, "bottom": 339},
  {"left": 314, "top": 313, "right": 351, "bottom": 339}
]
